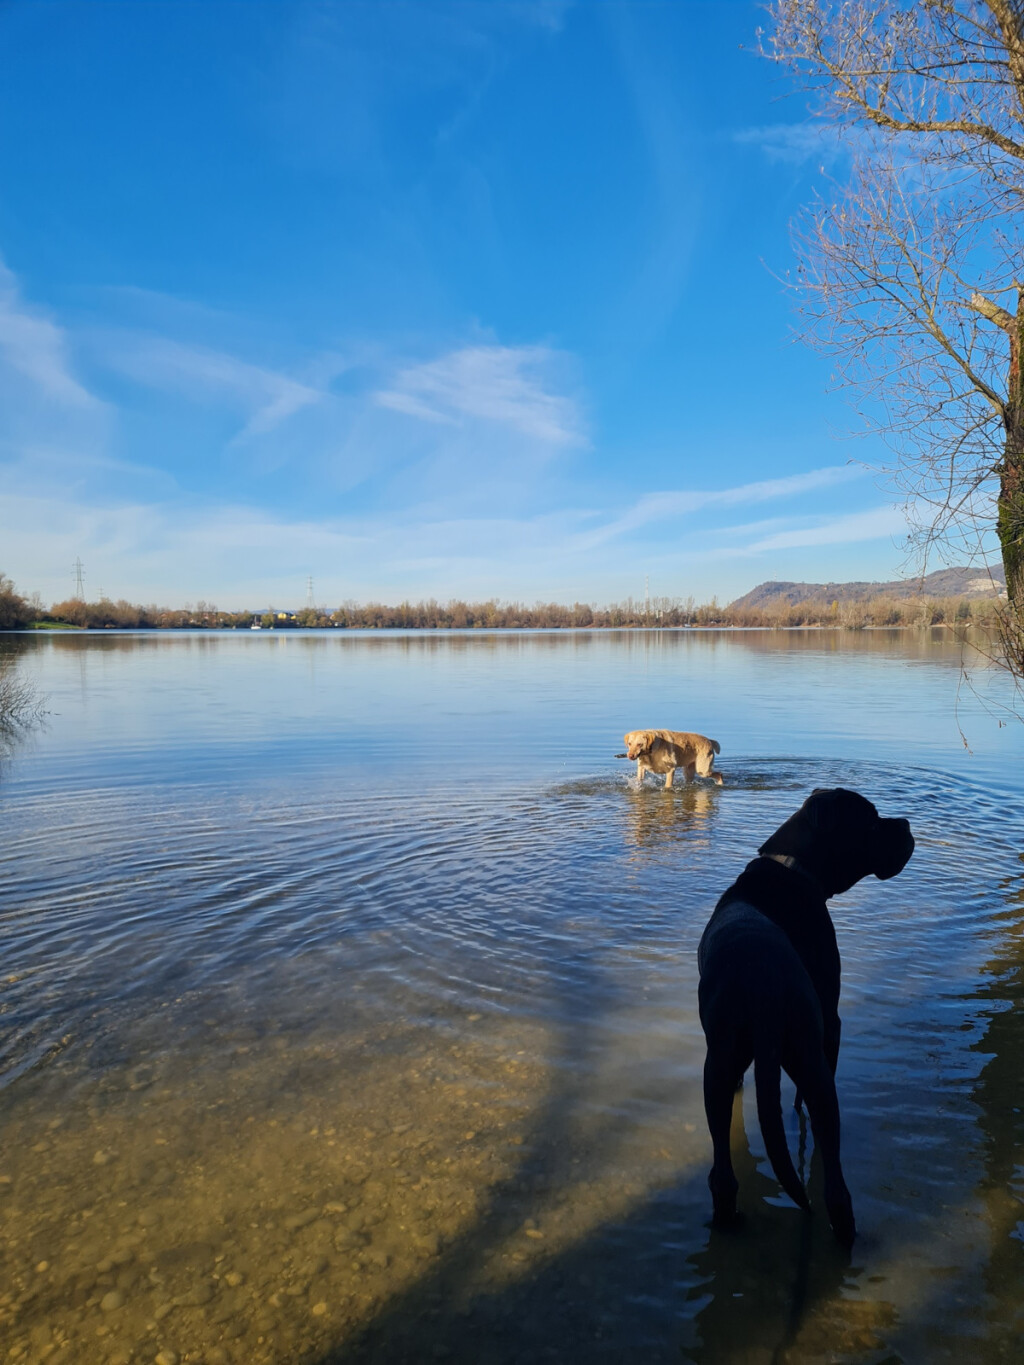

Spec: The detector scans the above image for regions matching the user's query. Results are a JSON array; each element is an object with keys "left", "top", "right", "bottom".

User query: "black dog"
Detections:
[{"left": 697, "top": 788, "right": 914, "bottom": 1245}]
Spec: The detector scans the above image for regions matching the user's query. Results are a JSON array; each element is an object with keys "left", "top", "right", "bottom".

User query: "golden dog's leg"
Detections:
[
  {"left": 636, "top": 760, "right": 644, "bottom": 784},
  {"left": 684, "top": 762, "right": 696, "bottom": 784},
  {"left": 664, "top": 768, "right": 674, "bottom": 789}
]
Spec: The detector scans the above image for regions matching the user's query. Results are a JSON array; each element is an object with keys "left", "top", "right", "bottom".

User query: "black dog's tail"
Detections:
[{"left": 754, "top": 1044, "right": 810, "bottom": 1212}]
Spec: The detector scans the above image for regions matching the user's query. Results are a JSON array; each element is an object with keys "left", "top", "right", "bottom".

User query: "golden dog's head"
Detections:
[{"left": 624, "top": 730, "right": 657, "bottom": 760}]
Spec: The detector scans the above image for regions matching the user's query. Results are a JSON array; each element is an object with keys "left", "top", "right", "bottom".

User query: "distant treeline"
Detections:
[
  {"left": 27, "top": 592, "right": 1009, "bottom": 631},
  {"left": 0, "top": 570, "right": 1007, "bottom": 632}
]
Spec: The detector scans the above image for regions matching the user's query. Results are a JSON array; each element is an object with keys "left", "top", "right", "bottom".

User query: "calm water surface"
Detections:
[{"left": 1, "top": 628, "right": 1023, "bottom": 1365}]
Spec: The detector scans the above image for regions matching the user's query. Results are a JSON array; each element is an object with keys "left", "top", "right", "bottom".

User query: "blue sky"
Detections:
[{"left": 0, "top": 0, "right": 912, "bottom": 609}]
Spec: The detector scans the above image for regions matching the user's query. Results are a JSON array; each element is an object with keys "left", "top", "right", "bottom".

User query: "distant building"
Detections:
[{"left": 251, "top": 609, "right": 298, "bottom": 628}]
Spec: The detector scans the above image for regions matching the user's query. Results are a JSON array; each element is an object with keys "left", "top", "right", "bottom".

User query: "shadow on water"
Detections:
[
  {"left": 310, "top": 1076, "right": 869, "bottom": 1365},
  {"left": 307, "top": 943, "right": 700, "bottom": 1365}
]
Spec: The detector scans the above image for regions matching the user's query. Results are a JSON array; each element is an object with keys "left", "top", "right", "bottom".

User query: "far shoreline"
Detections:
[{"left": 4, "top": 620, "right": 992, "bottom": 636}]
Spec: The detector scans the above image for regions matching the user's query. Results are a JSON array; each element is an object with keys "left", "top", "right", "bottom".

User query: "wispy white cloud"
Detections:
[
  {"left": 747, "top": 504, "right": 908, "bottom": 551},
  {"left": 267, "top": 0, "right": 570, "bottom": 183},
  {"left": 59, "top": 306, "right": 592, "bottom": 504},
  {"left": 94, "top": 334, "right": 326, "bottom": 442},
  {"left": 495, "top": 1, "right": 573, "bottom": 34},
  {"left": 0, "top": 258, "right": 99, "bottom": 408},
  {"left": 574, "top": 465, "right": 865, "bottom": 549},
  {"left": 0, "top": 485, "right": 591, "bottom": 606},
  {"left": 0, "top": 257, "right": 116, "bottom": 508},
  {"left": 375, "top": 344, "right": 586, "bottom": 447},
  {"left": 84, "top": 326, "right": 587, "bottom": 494},
  {"left": 4, "top": 443, "right": 178, "bottom": 497},
  {"left": 733, "top": 121, "right": 850, "bottom": 167}
]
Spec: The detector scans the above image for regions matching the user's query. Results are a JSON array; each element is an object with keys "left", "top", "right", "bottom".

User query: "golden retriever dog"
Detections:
[{"left": 623, "top": 729, "right": 723, "bottom": 788}]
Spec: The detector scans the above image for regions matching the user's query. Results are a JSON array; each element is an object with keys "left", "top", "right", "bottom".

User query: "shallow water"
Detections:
[{"left": 1, "top": 628, "right": 1023, "bottom": 1364}]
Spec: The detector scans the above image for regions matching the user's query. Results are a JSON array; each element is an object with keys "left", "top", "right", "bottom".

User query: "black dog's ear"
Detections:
[
  {"left": 799, "top": 788, "right": 860, "bottom": 834},
  {"left": 799, "top": 789, "right": 830, "bottom": 829},
  {"left": 757, "top": 790, "right": 831, "bottom": 860}
]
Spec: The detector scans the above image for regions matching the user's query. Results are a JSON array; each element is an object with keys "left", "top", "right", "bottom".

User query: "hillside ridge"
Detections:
[{"left": 729, "top": 565, "right": 1006, "bottom": 610}]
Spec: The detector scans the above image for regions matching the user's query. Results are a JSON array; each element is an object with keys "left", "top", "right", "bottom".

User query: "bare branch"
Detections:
[{"left": 969, "top": 289, "right": 1017, "bottom": 328}]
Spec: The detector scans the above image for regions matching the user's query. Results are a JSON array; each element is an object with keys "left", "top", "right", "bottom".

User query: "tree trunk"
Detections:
[{"left": 999, "top": 291, "right": 1024, "bottom": 604}]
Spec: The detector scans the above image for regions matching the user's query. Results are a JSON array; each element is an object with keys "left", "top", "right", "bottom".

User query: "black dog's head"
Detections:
[{"left": 758, "top": 787, "right": 914, "bottom": 898}]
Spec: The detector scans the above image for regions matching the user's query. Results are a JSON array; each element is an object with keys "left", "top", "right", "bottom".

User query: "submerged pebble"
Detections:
[
  {"left": 283, "top": 1208, "right": 320, "bottom": 1232},
  {"left": 173, "top": 1282, "right": 214, "bottom": 1307}
]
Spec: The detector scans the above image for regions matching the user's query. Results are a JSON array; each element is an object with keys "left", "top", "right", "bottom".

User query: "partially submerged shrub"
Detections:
[{"left": 0, "top": 656, "right": 44, "bottom": 739}]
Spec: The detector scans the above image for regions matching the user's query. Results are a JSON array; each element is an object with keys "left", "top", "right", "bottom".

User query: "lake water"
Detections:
[{"left": 1, "top": 627, "right": 1023, "bottom": 1365}]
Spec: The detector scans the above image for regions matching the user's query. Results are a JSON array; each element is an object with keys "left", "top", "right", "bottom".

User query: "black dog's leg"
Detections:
[
  {"left": 704, "top": 1046, "right": 744, "bottom": 1226},
  {"left": 801, "top": 1058, "right": 855, "bottom": 1247},
  {"left": 796, "top": 1019, "right": 840, "bottom": 1115},
  {"left": 824, "top": 1016, "right": 841, "bottom": 1077}
]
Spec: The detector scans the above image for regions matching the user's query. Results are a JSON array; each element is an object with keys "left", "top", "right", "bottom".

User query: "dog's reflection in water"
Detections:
[{"left": 624, "top": 781, "right": 716, "bottom": 852}]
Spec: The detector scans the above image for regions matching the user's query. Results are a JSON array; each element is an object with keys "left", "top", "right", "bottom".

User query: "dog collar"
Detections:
[{"left": 762, "top": 852, "right": 826, "bottom": 897}]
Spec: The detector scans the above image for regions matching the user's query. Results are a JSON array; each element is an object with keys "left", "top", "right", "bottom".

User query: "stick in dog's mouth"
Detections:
[{"left": 614, "top": 752, "right": 628, "bottom": 758}]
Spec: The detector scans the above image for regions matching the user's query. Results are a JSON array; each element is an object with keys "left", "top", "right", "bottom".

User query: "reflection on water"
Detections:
[
  {"left": 1, "top": 631, "right": 1023, "bottom": 1363},
  {"left": 0, "top": 639, "right": 45, "bottom": 768},
  {"left": 622, "top": 782, "right": 717, "bottom": 853}
]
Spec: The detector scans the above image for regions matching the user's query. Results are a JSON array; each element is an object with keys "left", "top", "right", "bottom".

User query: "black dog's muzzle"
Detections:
[{"left": 874, "top": 817, "right": 914, "bottom": 880}]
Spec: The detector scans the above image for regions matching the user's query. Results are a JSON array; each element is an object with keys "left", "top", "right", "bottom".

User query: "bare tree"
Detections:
[
  {"left": 0, "top": 572, "right": 31, "bottom": 631},
  {"left": 764, "top": 0, "right": 1024, "bottom": 668}
]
